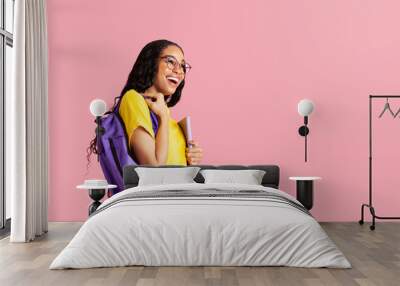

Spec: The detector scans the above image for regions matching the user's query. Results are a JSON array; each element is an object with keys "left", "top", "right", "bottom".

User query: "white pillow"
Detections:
[
  {"left": 135, "top": 167, "right": 201, "bottom": 186},
  {"left": 200, "top": 169, "right": 266, "bottom": 185}
]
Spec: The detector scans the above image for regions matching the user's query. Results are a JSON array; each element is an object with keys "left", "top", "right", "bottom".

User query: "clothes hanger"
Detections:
[
  {"left": 378, "top": 97, "right": 396, "bottom": 118},
  {"left": 394, "top": 106, "right": 400, "bottom": 118}
]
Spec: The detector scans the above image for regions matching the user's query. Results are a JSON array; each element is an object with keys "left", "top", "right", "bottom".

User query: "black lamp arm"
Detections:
[
  {"left": 298, "top": 116, "right": 310, "bottom": 162},
  {"left": 95, "top": 116, "right": 105, "bottom": 161}
]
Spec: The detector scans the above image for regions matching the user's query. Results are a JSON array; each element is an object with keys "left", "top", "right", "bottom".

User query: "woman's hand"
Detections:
[
  {"left": 186, "top": 140, "right": 203, "bottom": 165},
  {"left": 142, "top": 92, "right": 169, "bottom": 120}
]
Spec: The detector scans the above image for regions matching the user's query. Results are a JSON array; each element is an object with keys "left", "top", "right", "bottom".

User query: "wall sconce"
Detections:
[
  {"left": 89, "top": 99, "right": 107, "bottom": 161},
  {"left": 297, "top": 99, "right": 314, "bottom": 162}
]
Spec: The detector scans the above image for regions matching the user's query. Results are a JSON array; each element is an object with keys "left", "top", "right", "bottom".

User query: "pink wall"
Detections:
[{"left": 47, "top": 0, "right": 400, "bottom": 222}]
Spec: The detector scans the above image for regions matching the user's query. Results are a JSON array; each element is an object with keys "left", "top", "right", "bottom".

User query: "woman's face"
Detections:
[{"left": 153, "top": 45, "right": 186, "bottom": 96}]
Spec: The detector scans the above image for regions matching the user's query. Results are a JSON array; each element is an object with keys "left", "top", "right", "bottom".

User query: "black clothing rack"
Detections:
[{"left": 359, "top": 95, "right": 400, "bottom": 230}]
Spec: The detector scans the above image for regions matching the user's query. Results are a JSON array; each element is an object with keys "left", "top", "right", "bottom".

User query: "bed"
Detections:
[{"left": 50, "top": 165, "right": 351, "bottom": 269}]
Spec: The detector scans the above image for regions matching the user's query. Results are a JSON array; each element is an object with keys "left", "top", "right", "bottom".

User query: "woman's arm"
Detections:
[{"left": 130, "top": 92, "right": 170, "bottom": 166}]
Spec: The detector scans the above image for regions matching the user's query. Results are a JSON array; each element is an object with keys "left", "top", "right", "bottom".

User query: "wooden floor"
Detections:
[{"left": 0, "top": 222, "right": 399, "bottom": 286}]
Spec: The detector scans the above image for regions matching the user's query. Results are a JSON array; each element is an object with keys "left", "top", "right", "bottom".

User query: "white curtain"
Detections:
[{"left": 7, "top": 0, "right": 49, "bottom": 242}]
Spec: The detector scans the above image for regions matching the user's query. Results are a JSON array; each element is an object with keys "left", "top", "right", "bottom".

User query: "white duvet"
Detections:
[{"left": 50, "top": 183, "right": 351, "bottom": 269}]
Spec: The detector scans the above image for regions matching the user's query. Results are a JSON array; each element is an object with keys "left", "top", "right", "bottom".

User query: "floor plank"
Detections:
[{"left": 0, "top": 222, "right": 399, "bottom": 286}]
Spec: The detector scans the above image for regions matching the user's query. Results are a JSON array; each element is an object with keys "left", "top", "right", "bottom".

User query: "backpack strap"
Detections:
[
  {"left": 149, "top": 110, "right": 159, "bottom": 134},
  {"left": 112, "top": 93, "right": 159, "bottom": 137}
]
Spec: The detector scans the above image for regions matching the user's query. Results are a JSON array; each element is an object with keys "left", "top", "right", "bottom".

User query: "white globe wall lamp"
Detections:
[{"left": 297, "top": 99, "right": 315, "bottom": 162}]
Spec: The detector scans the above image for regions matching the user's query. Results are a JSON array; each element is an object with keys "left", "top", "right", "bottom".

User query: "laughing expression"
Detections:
[{"left": 153, "top": 45, "right": 186, "bottom": 96}]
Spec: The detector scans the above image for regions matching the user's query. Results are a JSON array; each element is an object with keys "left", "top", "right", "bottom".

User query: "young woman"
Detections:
[{"left": 117, "top": 39, "right": 203, "bottom": 166}]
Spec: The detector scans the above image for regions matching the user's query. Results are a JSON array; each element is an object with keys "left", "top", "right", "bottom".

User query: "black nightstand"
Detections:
[
  {"left": 289, "top": 177, "right": 321, "bottom": 210},
  {"left": 77, "top": 182, "right": 117, "bottom": 216}
]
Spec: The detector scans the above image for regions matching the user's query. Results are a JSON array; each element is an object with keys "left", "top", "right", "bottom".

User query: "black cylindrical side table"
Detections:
[
  {"left": 77, "top": 181, "right": 117, "bottom": 216},
  {"left": 289, "top": 177, "right": 321, "bottom": 210},
  {"left": 88, "top": 189, "right": 106, "bottom": 215}
]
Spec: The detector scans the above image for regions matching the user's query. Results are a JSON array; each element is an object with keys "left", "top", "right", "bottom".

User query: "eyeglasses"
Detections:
[{"left": 160, "top": 55, "right": 192, "bottom": 73}]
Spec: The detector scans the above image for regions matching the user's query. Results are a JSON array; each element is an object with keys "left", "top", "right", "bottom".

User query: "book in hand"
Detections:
[{"left": 178, "top": 116, "right": 194, "bottom": 148}]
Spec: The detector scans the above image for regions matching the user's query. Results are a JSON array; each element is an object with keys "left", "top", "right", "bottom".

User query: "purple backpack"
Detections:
[{"left": 97, "top": 96, "right": 159, "bottom": 196}]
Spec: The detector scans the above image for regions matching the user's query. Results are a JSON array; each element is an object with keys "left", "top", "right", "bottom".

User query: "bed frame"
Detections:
[{"left": 123, "top": 165, "right": 280, "bottom": 189}]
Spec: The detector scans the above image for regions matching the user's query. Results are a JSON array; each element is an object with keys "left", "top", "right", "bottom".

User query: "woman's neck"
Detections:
[
  {"left": 145, "top": 86, "right": 160, "bottom": 95},
  {"left": 145, "top": 86, "right": 171, "bottom": 102}
]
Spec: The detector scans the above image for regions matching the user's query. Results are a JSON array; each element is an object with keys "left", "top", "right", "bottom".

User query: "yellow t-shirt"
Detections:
[{"left": 119, "top": 89, "right": 187, "bottom": 166}]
